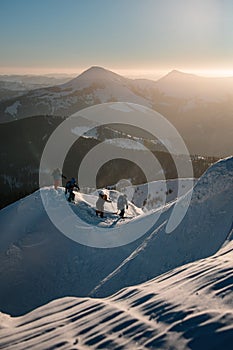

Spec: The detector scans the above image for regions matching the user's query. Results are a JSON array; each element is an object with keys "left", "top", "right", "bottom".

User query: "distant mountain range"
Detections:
[
  {"left": 0, "top": 114, "right": 216, "bottom": 210},
  {"left": 1, "top": 66, "right": 233, "bottom": 156},
  {"left": 0, "top": 74, "right": 73, "bottom": 102},
  {"left": 0, "top": 67, "right": 151, "bottom": 121}
]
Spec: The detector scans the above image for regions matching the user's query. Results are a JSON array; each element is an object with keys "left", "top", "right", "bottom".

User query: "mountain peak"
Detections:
[
  {"left": 64, "top": 66, "right": 127, "bottom": 90},
  {"left": 80, "top": 66, "right": 110, "bottom": 75},
  {"left": 169, "top": 69, "right": 183, "bottom": 75},
  {"left": 77, "top": 66, "right": 124, "bottom": 81},
  {"left": 157, "top": 69, "right": 198, "bottom": 83},
  {"left": 84, "top": 65, "right": 108, "bottom": 72}
]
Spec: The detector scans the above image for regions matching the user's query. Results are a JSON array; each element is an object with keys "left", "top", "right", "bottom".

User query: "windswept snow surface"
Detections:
[
  {"left": 0, "top": 240, "right": 233, "bottom": 350},
  {"left": 0, "top": 157, "right": 233, "bottom": 319},
  {"left": 92, "top": 157, "right": 233, "bottom": 296},
  {"left": 70, "top": 190, "right": 143, "bottom": 228},
  {"left": 122, "top": 178, "right": 195, "bottom": 210}
]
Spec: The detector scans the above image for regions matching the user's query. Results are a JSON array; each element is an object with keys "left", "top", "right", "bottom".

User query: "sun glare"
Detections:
[
  {"left": 1, "top": 66, "right": 233, "bottom": 80},
  {"left": 185, "top": 69, "right": 233, "bottom": 78},
  {"left": 116, "top": 68, "right": 233, "bottom": 80}
]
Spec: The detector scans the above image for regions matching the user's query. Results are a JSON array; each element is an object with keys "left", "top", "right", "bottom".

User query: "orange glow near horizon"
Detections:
[
  {"left": 0, "top": 66, "right": 82, "bottom": 76},
  {"left": 0, "top": 66, "right": 233, "bottom": 79},
  {"left": 183, "top": 69, "right": 233, "bottom": 78},
  {"left": 116, "top": 68, "right": 233, "bottom": 79}
]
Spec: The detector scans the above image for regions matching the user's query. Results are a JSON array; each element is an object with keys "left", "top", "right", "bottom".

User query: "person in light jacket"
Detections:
[
  {"left": 52, "top": 168, "right": 66, "bottom": 190},
  {"left": 96, "top": 190, "right": 111, "bottom": 218}
]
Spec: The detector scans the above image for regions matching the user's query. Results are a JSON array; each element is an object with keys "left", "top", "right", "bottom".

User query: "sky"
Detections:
[{"left": 1, "top": 0, "right": 233, "bottom": 78}]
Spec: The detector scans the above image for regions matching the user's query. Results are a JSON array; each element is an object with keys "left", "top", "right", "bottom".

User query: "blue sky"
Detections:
[{"left": 1, "top": 0, "right": 233, "bottom": 77}]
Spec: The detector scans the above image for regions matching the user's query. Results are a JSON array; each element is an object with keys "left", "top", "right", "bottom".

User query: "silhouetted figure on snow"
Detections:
[{"left": 65, "top": 178, "right": 80, "bottom": 202}]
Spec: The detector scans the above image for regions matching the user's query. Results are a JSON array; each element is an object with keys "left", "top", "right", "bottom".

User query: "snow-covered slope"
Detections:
[
  {"left": 62, "top": 66, "right": 131, "bottom": 92},
  {"left": 92, "top": 157, "right": 233, "bottom": 297},
  {"left": 0, "top": 158, "right": 233, "bottom": 318},
  {"left": 0, "top": 67, "right": 151, "bottom": 122},
  {"left": 0, "top": 239, "right": 232, "bottom": 350},
  {"left": 122, "top": 178, "right": 195, "bottom": 210},
  {"left": 2, "top": 66, "right": 233, "bottom": 120},
  {"left": 155, "top": 69, "right": 233, "bottom": 101}
]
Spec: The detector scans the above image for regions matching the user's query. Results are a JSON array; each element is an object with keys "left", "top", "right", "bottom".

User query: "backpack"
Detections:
[{"left": 65, "top": 181, "right": 74, "bottom": 194}]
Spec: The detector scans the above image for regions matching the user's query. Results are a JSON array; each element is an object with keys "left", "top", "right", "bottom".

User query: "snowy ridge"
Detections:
[
  {"left": 2, "top": 67, "right": 151, "bottom": 121},
  {"left": 191, "top": 156, "right": 233, "bottom": 202},
  {"left": 121, "top": 178, "right": 194, "bottom": 210},
  {"left": 0, "top": 240, "right": 232, "bottom": 350},
  {"left": 70, "top": 190, "right": 143, "bottom": 227},
  {"left": 89, "top": 157, "right": 233, "bottom": 297},
  {"left": 62, "top": 66, "right": 129, "bottom": 91},
  {"left": 0, "top": 157, "right": 233, "bottom": 319}
]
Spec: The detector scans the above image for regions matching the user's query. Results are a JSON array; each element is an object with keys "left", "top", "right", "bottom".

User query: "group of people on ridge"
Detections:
[
  {"left": 52, "top": 168, "right": 128, "bottom": 218},
  {"left": 95, "top": 191, "right": 128, "bottom": 218}
]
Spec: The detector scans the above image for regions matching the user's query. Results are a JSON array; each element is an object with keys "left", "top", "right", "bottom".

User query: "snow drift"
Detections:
[
  {"left": 0, "top": 240, "right": 232, "bottom": 350},
  {"left": 0, "top": 157, "right": 233, "bottom": 317}
]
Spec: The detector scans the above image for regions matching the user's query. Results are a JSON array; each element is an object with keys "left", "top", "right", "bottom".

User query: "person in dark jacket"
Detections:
[{"left": 65, "top": 177, "right": 80, "bottom": 202}]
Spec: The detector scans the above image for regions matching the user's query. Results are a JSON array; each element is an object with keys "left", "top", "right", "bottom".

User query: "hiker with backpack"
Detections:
[
  {"left": 65, "top": 177, "right": 80, "bottom": 202},
  {"left": 96, "top": 190, "right": 112, "bottom": 218},
  {"left": 117, "top": 194, "right": 128, "bottom": 218}
]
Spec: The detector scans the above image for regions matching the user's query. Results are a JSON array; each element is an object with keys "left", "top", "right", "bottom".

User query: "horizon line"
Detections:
[{"left": 1, "top": 66, "right": 233, "bottom": 79}]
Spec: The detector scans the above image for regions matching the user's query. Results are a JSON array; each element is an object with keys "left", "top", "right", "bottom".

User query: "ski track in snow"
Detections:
[
  {"left": 0, "top": 240, "right": 232, "bottom": 350},
  {"left": 90, "top": 220, "right": 168, "bottom": 297},
  {"left": 1, "top": 157, "right": 233, "bottom": 349}
]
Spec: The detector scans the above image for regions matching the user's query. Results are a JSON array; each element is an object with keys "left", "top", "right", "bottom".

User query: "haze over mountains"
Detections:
[
  {"left": 1, "top": 66, "right": 233, "bottom": 156},
  {"left": 0, "top": 74, "right": 73, "bottom": 102},
  {"left": 1, "top": 69, "right": 233, "bottom": 349}
]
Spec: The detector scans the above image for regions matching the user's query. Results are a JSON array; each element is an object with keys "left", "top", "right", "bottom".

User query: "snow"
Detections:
[
  {"left": 4, "top": 101, "right": 21, "bottom": 117},
  {"left": 105, "top": 138, "right": 146, "bottom": 151},
  {"left": 123, "top": 178, "right": 195, "bottom": 210},
  {"left": 28, "top": 72, "right": 151, "bottom": 116},
  {"left": 58, "top": 66, "right": 151, "bottom": 108},
  {"left": 0, "top": 157, "right": 233, "bottom": 348},
  {"left": 71, "top": 126, "right": 98, "bottom": 139},
  {"left": 70, "top": 190, "right": 143, "bottom": 228},
  {"left": 40, "top": 186, "right": 162, "bottom": 248},
  {"left": 0, "top": 240, "right": 232, "bottom": 349}
]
